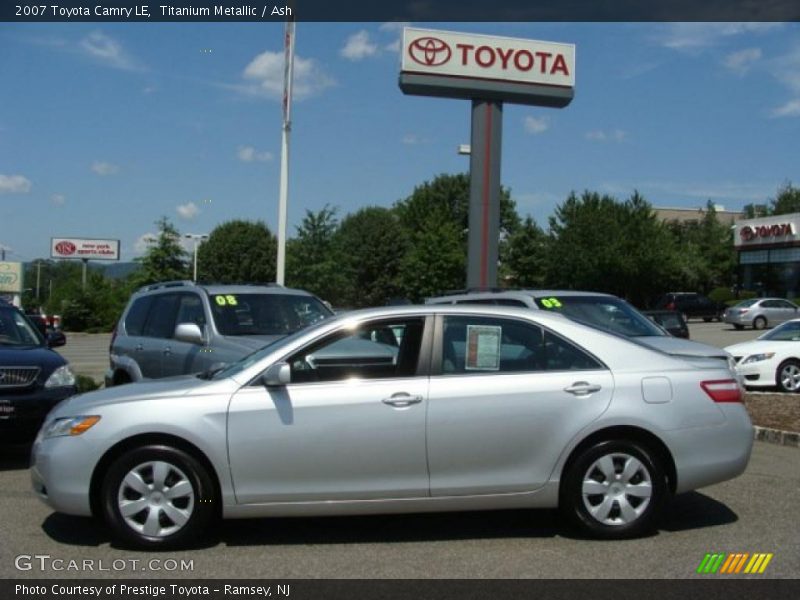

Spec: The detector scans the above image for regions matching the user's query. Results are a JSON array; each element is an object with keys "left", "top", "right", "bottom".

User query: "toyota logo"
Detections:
[
  {"left": 54, "top": 241, "right": 76, "bottom": 255},
  {"left": 409, "top": 37, "right": 452, "bottom": 67}
]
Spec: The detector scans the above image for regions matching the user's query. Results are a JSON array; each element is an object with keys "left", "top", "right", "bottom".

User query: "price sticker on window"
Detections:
[
  {"left": 540, "top": 297, "right": 563, "bottom": 309},
  {"left": 214, "top": 295, "right": 238, "bottom": 307}
]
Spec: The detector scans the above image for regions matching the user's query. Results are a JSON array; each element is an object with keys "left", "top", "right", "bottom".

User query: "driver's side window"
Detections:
[{"left": 287, "top": 317, "right": 425, "bottom": 384}]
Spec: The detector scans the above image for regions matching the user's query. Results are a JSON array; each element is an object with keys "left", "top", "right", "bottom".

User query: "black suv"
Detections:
[
  {"left": 656, "top": 292, "right": 722, "bottom": 322},
  {"left": 0, "top": 301, "right": 77, "bottom": 443}
]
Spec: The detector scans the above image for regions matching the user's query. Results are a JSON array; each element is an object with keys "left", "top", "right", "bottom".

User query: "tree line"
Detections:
[{"left": 22, "top": 174, "right": 799, "bottom": 331}]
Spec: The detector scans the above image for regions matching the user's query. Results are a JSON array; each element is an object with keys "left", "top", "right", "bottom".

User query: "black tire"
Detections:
[
  {"left": 702, "top": 317, "right": 712, "bottom": 323},
  {"left": 733, "top": 324, "right": 744, "bottom": 331},
  {"left": 776, "top": 359, "right": 800, "bottom": 393},
  {"left": 112, "top": 371, "right": 131, "bottom": 386},
  {"left": 100, "top": 445, "right": 216, "bottom": 549},
  {"left": 560, "top": 440, "right": 668, "bottom": 539},
  {"left": 753, "top": 316, "right": 767, "bottom": 330}
]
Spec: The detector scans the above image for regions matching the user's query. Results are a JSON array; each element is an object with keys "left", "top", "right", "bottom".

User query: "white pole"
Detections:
[{"left": 276, "top": 12, "right": 295, "bottom": 286}]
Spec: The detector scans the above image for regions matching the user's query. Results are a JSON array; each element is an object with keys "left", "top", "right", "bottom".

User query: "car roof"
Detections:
[
  {"left": 328, "top": 303, "right": 574, "bottom": 326},
  {"left": 133, "top": 280, "right": 317, "bottom": 298},
  {"left": 427, "top": 289, "right": 616, "bottom": 301}
]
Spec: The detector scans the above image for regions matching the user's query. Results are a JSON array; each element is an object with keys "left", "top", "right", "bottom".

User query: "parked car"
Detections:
[
  {"left": 722, "top": 297, "right": 799, "bottom": 330},
  {"left": 655, "top": 292, "right": 722, "bottom": 322},
  {"left": 45, "top": 326, "right": 67, "bottom": 348},
  {"left": 642, "top": 310, "right": 689, "bottom": 339},
  {"left": 725, "top": 319, "right": 800, "bottom": 392},
  {"left": 0, "top": 302, "right": 77, "bottom": 443},
  {"left": 106, "top": 281, "right": 332, "bottom": 386},
  {"left": 32, "top": 304, "right": 753, "bottom": 548},
  {"left": 426, "top": 289, "right": 730, "bottom": 365}
]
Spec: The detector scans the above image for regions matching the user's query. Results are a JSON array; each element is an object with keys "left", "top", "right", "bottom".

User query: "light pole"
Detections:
[{"left": 184, "top": 234, "right": 209, "bottom": 282}]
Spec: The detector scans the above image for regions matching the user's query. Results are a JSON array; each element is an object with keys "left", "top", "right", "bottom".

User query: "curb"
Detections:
[{"left": 753, "top": 425, "right": 800, "bottom": 448}]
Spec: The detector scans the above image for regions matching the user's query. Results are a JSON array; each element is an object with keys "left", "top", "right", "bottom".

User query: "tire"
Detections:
[
  {"left": 776, "top": 359, "right": 800, "bottom": 393},
  {"left": 702, "top": 317, "right": 712, "bottom": 323},
  {"left": 753, "top": 316, "right": 767, "bottom": 330},
  {"left": 560, "top": 440, "right": 667, "bottom": 539},
  {"left": 733, "top": 324, "right": 744, "bottom": 331},
  {"left": 100, "top": 445, "right": 216, "bottom": 549}
]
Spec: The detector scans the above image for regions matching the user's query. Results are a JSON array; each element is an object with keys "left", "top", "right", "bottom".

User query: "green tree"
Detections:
[
  {"left": 132, "top": 217, "right": 188, "bottom": 287},
  {"left": 743, "top": 182, "right": 800, "bottom": 217},
  {"left": 286, "top": 206, "right": 346, "bottom": 303},
  {"left": 336, "top": 207, "right": 408, "bottom": 307},
  {"left": 398, "top": 217, "right": 465, "bottom": 302},
  {"left": 502, "top": 216, "right": 548, "bottom": 287},
  {"left": 198, "top": 220, "right": 276, "bottom": 284}
]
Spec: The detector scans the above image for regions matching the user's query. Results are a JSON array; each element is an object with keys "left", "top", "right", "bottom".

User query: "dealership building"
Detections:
[{"left": 733, "top": 213, "right": 800, "bottom": 299}]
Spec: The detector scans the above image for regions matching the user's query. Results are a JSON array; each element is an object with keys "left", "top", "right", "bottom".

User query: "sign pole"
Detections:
[
  {"left": 276, "top": 12, "right": 295, "bottom": 286},
  {"left": 467, "top": 99, "right": 503, "bottom": 289}
]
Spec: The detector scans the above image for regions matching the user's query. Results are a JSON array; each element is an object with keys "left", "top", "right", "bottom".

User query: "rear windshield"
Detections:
[
  {"left": 0, "top": 307, "right": 45, "bottom": 347},
  {"left": 210, "top": 293, "right": 332, "bottom": 336},
  {"left": 533, "top": 295, "right": 665, "bottom": 337}
]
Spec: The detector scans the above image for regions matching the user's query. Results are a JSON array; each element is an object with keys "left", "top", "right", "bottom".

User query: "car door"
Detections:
[
  {"left": 162, "top": 292, "right": 211, "bottom": 377},
  {"left": 427, "top": 314, "right": 614, "bottom": 496},
  {"left": 774, "top": 300, "right": 798, "bottom": 325},
  {"left": 138, "top": 293, "right": 180, "bottom": 379},
  {"left": 227, "top": 315, "right": 432, "bottom": 504}
]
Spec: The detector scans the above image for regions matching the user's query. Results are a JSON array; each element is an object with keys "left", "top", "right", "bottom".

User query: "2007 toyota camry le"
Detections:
[{"left": 31, "top": 305, "right": 753, "bottom": 548}]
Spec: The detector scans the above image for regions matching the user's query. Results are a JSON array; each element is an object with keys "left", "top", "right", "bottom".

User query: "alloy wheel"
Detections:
[{"left": 780, "top": 363, "right": 800, "bottom": 392}]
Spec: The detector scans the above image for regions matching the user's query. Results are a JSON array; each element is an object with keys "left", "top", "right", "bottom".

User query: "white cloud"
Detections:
[
  {"left": 240, "top": 50, "right": 334, "bottom": 100},
  {"left": 0, "top": 174, "right": 32, "bottom": 194},
  {"left": 91, "top": 161, "right": 120, "bottom": 176},
  {"left": 723, "top": 47, "right": 762, "bottom": 75},
  {"left": 401, "top": 133, "right": 431, "bottom": 145},
  {"left": 586, "top": 129, "right": 627, "bottom": 142},
  {"left": 51, "top": 194, "right": 65, "bottom": 206},
  {"left": 79, "top": 31, "right": 144, "bottom": 71},
  {"left": 379, "top": 22, "right": 410, "bottom": 53},
  {"left": 523, "top": 116, "right": 549, "bottom": 135},
  {"left": 176, "top": 202, "right": 200, "bottom": 220},
  {"left": 656, "top": 23, "right": 783, "bottom": 52},
  {"left": 237, "top": 145, "right": 274, "bottom": 162},
  {"left": 341, "top": 30, "right": 379, "bottom": 61},
  {"left": 134, "top": 233, "right": 156, "bottom": 254},
  {"left": 771, "top": 99, "right": 800, "bottom": 118}
]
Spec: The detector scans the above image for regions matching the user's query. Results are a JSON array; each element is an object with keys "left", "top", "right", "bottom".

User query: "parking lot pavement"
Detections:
[
  {"left": 0, "top": 441, "right": 797, "bottom": 579},
  {"left": 54, "top": 332, "right": 112, "bottom": 384},
  {"left": 687, "top": 320, "right": 764, "bottom": 349}
]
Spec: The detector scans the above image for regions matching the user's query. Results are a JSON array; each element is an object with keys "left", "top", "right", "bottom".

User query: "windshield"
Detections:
[
  {"left": 0, "top": 307, "right": 45, "bottom": 347},
  {"left": 209, "top": 293, "right": 331, "bottom": 337},
  {"left": 733, "top": 298, "right": 759, "bottom": 308},
  {"left": 533, "top": 295, "right": 665, "bottom": 337},
  {"left": 760, "top": 320, "right": 800, "bottom": 341},
  {"left": 208, "top": 315, "right": 335, "bottom": 381}
]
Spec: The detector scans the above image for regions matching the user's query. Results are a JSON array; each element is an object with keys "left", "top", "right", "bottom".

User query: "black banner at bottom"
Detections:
[{"left": 4, "top": 580, "right": 799, "bottom": 600}]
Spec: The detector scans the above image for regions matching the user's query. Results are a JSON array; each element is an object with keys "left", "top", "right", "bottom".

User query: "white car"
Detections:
[{"left": 725, "top": 319, "right": 800, "bottom": 392}]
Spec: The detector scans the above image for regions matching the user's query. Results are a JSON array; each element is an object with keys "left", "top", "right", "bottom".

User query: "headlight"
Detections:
[
  {"left": 741, "top": 352, "right": 775, "bottom": 364},
  {"left": 43, "top": 416, "right": 101, "bottom": 438},
  {"left": 44, "top": 365, "right": 76, "bottom": 388}
]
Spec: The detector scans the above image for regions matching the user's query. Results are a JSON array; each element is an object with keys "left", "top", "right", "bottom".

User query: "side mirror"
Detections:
[
  {"left": 174, "top": 322, "right": 204, "bottom": 345},
  {"left": 262, "top": 362, "right": 291, "bottom": 387}
]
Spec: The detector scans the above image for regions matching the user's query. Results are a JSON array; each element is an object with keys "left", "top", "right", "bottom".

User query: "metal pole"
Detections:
[
  {"left": 81, "top": 259, "right": 87, "bottom": 290},
  {"left": 467, "top": 99, "right": 503, "bottom": 289},
  {"left": 36, "top": 260, "right": 41, "bottom": 300},
  {"left": 193, "top": 240, "right": 199, "bottom": 282},
  {"left": 276, "top": 13, "right": 295, "bottom": 286}
]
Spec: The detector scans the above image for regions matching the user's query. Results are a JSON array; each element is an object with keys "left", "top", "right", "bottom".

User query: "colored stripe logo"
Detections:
[{"left": 696, "top": 553, "right": 773, "bottom": 574}]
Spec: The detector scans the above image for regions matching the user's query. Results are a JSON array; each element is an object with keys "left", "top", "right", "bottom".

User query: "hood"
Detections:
[
  {"left": 635, "top": 336, "right": 729, "bottom": 360},
  {"left": 53, "top": 374, "right": 215, "bottom": 415},
  {"left": 0, "top": 344, "right": 67, "bottom": 371},
  {"left": 724, "top": 340, "right": 774, "bottom": 356}
]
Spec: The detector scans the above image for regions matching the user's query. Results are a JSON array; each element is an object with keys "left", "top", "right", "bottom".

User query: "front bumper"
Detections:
[
  {"left": 30, "top": 431, "right": 96, "bottom": 516},
  {"left": 0, "top": 386, "right": 77, "bottom": 443},
  {"left": 735, "top": 359, "right": 777, "bottom": 388}
]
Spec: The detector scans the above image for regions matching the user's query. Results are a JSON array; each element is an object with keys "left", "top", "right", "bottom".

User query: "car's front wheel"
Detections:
[
  {"left": 753, "top": 316, "right": 768, "bottom": 330},
  {"left": 100, "top": 445, "right": 216, "bottom": 549},
  {"left": 776, "top": 359, "right": 800, "bottom": 393},
  {"left": 560, "top": 440, "right": 667, "bottom": 539}
]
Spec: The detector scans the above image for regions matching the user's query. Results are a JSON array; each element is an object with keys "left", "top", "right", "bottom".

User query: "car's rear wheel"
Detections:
[
  {"left": 560, "top": 440, "right": 667, "bottom": 539},
  {"left": 733, "top": 324, "right": 744, "bottom": 330},
  {"left": 776, "top": 359, "right": 800, "bottom": 393},
  {"left": 753, "top": 316, "right": 768, "bottom": 330},
  {"left": 100, "top": 445, "right": 215, "bottom": 549},
  {"left": 703, "top": 317, "right": 712, "bottom": 323}
]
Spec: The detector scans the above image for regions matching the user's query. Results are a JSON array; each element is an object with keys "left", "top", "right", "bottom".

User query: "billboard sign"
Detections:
[
  {"left": 0, "top": 261, "right": 23, "bottom": 293},
  {"left": 400, "top": 28, "right": 575, "bottom": 107},
  {"left": 734, "top": 215, "right": 800, "bottom": 248},
  {"left": 50, "top": 238, "right": 120, "bottom": 260}
]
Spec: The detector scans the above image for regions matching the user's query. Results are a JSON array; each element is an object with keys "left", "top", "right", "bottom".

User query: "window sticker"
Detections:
[
  {"left": 214, "top": 295, "right": 239, "bottom": 307},
  {"left": 465, "top": 324, "right": 502, "bottom": 371},
  {"left": 539, "top": 297, "right": 563, "bottom": 309}
]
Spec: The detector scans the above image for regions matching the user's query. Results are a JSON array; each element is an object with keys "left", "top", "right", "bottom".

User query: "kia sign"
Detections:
[
  {"left": 50, "top": 238, "right": 120, "bottom": 260},
  {"left": 400, "top": 28, "right": 575, "bottom": 107}
]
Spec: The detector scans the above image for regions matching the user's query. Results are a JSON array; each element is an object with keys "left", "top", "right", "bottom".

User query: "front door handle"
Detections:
[
  {"left": 163, "top": 346, "right": 172, "bottom": 356},
  {"left": 564, "top": 381, "right": 602, "bottom": 396},
  {"left": 382, "top": 393, "right": 423, "bottom": 407}
]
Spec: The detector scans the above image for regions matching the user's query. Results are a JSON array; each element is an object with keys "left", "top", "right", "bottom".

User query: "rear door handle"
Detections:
[
  {"left": 564, "top": 382, "right": 602, "bottom": 396},
  {"left": 134, "top": 344, "right": 143, "bottom": 352},
  {"left": 382, "top": 393, "right": 423, "bottom": 407},
  {"left": 163, "top": 346, "right": 172, "bottom": 356}
]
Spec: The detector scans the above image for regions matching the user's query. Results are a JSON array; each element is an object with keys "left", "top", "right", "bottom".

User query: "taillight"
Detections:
[
  {"left": 666, "top": 302, "right": 675, "bottom": 310},
  {"left": 701, "top": 379, "right": 742, "bottom": 403}
]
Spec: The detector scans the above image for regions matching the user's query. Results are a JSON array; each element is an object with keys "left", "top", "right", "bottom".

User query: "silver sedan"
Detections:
[
  {"left": 723, "top": 297, "right": 800, "bottom": 330},
  {"left": 31, "top": 305, "right": 753, "bottom": 549}
]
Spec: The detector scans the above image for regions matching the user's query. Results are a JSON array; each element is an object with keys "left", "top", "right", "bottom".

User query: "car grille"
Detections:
[{"left": 0, "top": 367, "right": 40, "bottom": 388}]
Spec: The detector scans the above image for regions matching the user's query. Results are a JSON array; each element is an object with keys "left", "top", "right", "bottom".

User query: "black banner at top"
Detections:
[{"left": 2, "top": 0, "right": 800, "bottom": 22}]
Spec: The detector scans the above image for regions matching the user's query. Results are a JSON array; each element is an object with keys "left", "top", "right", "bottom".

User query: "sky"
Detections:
[{"left": 1, "top": 21, "right": 799, "bottom": 263}]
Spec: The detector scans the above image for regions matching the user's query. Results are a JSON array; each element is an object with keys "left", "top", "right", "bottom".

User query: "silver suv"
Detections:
[
  {"left": 426, "top": 289, "right": 733, "bottom": 365},
  {"left": 106, "top": 281, "right": 332, "bottom": 386}
]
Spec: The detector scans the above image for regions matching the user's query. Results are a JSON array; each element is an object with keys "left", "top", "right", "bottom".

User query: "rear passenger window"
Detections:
[
  {"left": 142, "top": 294, "right": 180, "bottom": 339},
  {"left": 124, "top": 296, "right": 153, "bottom": 336}
]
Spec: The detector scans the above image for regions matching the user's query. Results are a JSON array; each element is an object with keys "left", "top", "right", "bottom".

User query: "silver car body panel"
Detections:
[{"left": 33, "top": 305, "right": 752, "bottom": 521}]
